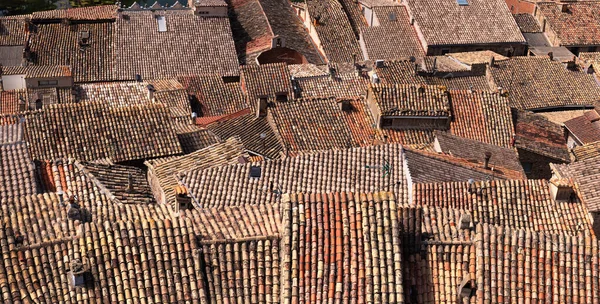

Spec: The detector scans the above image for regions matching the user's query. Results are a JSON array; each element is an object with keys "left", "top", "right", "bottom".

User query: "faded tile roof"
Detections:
[
  {"left": 0, "top": 16, "right": 30, "bottom": 46},
  {"left": 24, "top": 102, "right": 182, "bottom": 162},
  {"left": 374, "top": 60, "right": 427, "bottom": 85},
  {"left": 181, "top": 143, "right": 409, "bottom": 208},
  {"left": 405, "top": 0, "right": 525, "bottom": 46},
  {"left": 113, "top": 10, "right": 239, "bottom": 80},
  {"left": 553, "top": 155, "right": 600, "bottom": 212},
  {"left": 288, "top": 63, "right": 329, "bottom": 78},
  {"left": 280, "top": 192, "right": 405, "bottom": 303},
  {"left": 413, "top": 179, "right": 593, "bottom": 235},
  {"left": 173, "top": 124, "right": 220, "bottom": 154},
  {"left": 294, "top": 73, "right": 369, "bottom": 98},
  {"left": 0, "top": 45, "right": 24, "bottom": 66},
  {"left": 1, "top": 65, "right": 72, "bottom": 78},
  {"left": 146, "top": 137, "right": 245, "bottom": 208},
  {"left": 382, "top": 129, "right": 435, "bottom": 145},
  {"left": 572, "top": 141, "right": 600, "bottom": 161},
  {"left": 75, "top": 161, "right": 155, "bottom": 204},
  {"left": 269, "top": 97, "right": 379, "bottom": 154},
  {"left": 447, "top": 50, "right": 509, "bottom": 65},
  {"left": 369, "top": 84, "right": 450, "bottom": 117},
  {"left": 564, "top": 109, "right": 600, "bottom": 145},
  {"left": 538, "top": 2, "right": 600, "bottom": 46},
  {"left": 434, "top": 131, "right": 524, "bottom": 175},
  {"left": 0, "top": 90, "right": 26, "bottom": 114},
  {"left": 426, "top": 74, "right": 490, "bottom": 90},
  {"left": 513, "top": 110, "right": 570, "bottom": 162},
  {"left": 178, "top": 75, "right": 248, "bottom": 117},
  {"left": 206, "top": 112, "right": 284, "bottom": 159},
  {"left": 513, "top": 13, "right": 541, "bottom": 33},
  {"left": 0, "top": 122, "right": 24, "bottom": 143},
  {"left": 229, "top": 0, "right": 273, "bottom": 58},
  {"left": 31, "top": 5, "right": 118, "bottom": 21},
  {"left": 306, "top": 0, "right": 363, "bottom": 63},
  {"left": 29, "top": 21, "right": 114, "bottom": 82},
  {"left": 338, "top": 0, "right": 368, "bottom": 35},
  {"left": 361, "top": 6, "right": 425, "bottom": 60},
  {"left": 404, "top": 148, "right": 522, "bottom": 183},
  {"left": 240, "top": 63, "right": 293, "bottom": 101},
  {"left": 0, "top": 141, "right": 37, "bottom": 201},
  {"left": 449, "top": 90, "right": 514, "bottom": 147},
  {"left": 489, "top": 57, "right": 600, "bottom": 110},
  {"left": 421, "top": 56, "right": 470, "bottom": 73}
]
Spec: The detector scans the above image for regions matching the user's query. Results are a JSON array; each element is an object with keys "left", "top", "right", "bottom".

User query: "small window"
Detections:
[
  {"left": 381, "top": 118, "right": 393, "bottom": 128},
  {"left": 157, "top": 16, "right": 167, "bottom": 32},
  {"left": 522, "top": 162, "right": 533, "bottom": 174},
  {"left": 275, "top": 93, "right": 288, "bottom": 102},
  {"left": 457, "top": 0, "right": 468, "bottom": 5},
  {"left": 388, "top": 13, "right": 396, "bottom": 21},
  {"left": 38, "top": 80, "right": 58, "bottom": 86}
]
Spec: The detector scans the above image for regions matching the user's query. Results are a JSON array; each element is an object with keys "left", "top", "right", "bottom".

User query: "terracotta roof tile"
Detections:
[
  {"left": 229, "top": 0, "right": 273, "bottom": 57},
  {"left": 306, "top": 0, "right": 363, "bottom": 63},
  {"left": 0, "top": 16, "right": 30, "bottom": 46},
  {"left": 564, "top": 109, "right": 600, "bottom": 145},
  {"left": 513, "top": 109, "right": 570, "bottom": 162},
  {"left": 572, "top": 141, "right": 600, "bottom": 161},
  {"left": 447, "top": 50, "right": 509, "bottom": 65},
  {"left": 553, "top": 155, "right": 600, "bottom": 212},
  {"left": 178, "top": 75, "right": 248, "bottom": 117},
  {"left": 181, "top": 143, "right": 409, "bottom": 208},
  {"left": 206, "top": 112, "right": 283, "bottom": 159},
  {"left": 489, "top": 57, "right": 600, "bottom": 110},
  {"left": 31, "top": 5, "right": 117, "bottom": 21},
  {"left": 288, "top": 63, "right": 329, "bottom": 78},
  {"left": 269, "top": 97, "right": 379, "bottom": 154},
  {"left": 412, "top": 179, "right": 593, "bottom": 235},
  {"left": 24, "top": 102, "right": 183, "bottom": 162},
  {"left": 405, "top": 0, "right": 525, "bottom": 46},
  {"left": 2, "top": 65, "right": 72, "bottom": 78},
  {"left": 382, "top": 129, "right": 435, "bottom": 145},
  {"left": 280, "top": 192, "right": 405, "bottom": 303},
  {"left": 0, "top": 141, "right": 37, "bottom": 201},
  {"left": 241, "top": 63, "right": 293, "bottom": 101},
  {"left": 173, "top": 124, "right": 220, "bottom": 154},
  {"left": 0, "top": 122, "right": 24, "bottom": 143},
  {"left": 294, "top": 71, "right": 369, "bottom": 99},
  {"left": 369, "top": 83, "right": 450, "bottom": 117},
  {"left": 0, "top": 90, "right": 26, "bottom": 114},
  {"left": 113, "top": 10, "right": 239, "bottom": 80},
  {"left": 513, "top": 13, "right": 542, "bottom": 33},
  {"left": 146, "top": 137, "right": 245, "bottom": 207},
  {"left": 538, "top": 2, "right": 600, "bottom": 46},
  {"left": 449, "top": 90, "right": 514, "bottom": 147}
]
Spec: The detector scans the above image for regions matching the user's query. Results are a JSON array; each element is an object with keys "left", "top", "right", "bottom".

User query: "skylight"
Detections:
[
  {"left": 457, "top": 0, "right": 468, "bottom": 5},
  {"left": 157, "top": 16, "right": 167, "bottom": 32}
]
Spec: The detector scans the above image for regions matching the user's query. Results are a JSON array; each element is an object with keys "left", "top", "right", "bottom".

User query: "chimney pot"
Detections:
[
  {"left": 484, "top": 152, "right": 492, "bottom": 170},
  {"left": 548, "top": 52, "right": 554, "bottom": 61},
  {"left": 126, "top": 173, "right": 134, "bottom": 193},
  {"left": 489, "top": 56, "right": 495, "bottom": 67}
]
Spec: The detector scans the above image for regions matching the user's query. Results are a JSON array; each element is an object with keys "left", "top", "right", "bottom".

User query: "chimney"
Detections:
[
  {"left": 548, "top": 52, "right": 554, "bottom": 61},
  {"left": 414, "top": 63, "right": 419, "bottom": 75},
  {"left": 560, "top": 4, "right": 569, "bottom": 13},
  {"left": 352, "top": 53, "right": 357, "bottom": 67},
  {"left": 432, "top": 57, "right": 437, "bottom": 72},
  {"left": 256, "top": 97, "right": 268, "bottom": 118},
  {"left": 483, "top": 152, "right": 492, "bottom": 170},
  {"left": 339, "top": 99, "right": 352, "bottom": 111},
  {"left": 459, "top": 213, "right": 472, "bottom": 229},
  {"left": 488, "top": 56, "right": 495, "bottom": 67},
  {"left": 417, "top": 86, "right": 426, "bottom": 95},
  {"left": 135, "top": 74, "right": 142, "bottom": 82},
  {"left": 146, "top": 84, "right": 156, "bottom": 101},
  {"left": 126, "top": 173, "right": 134, "bottom": 193},
  {"left": 68, "top": 258, "right": 90, "bottom": 289},
  {"left": 458, "top": 277, "right": 475, "bottom": 301}
]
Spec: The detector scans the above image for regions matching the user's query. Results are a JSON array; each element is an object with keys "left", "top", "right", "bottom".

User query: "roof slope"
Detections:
[
  {"left": 370, "top": 84, "right": 450, "bottom": 117},
  {"left": 553, "top": 155, "right": 600, "bottom": 212},
  {"left": 269, "top": 97, "right": 379, "bottom": 154},
  {"left": 572, "top": 141, "right": 600, "bottom": 161},
  {"left": 538, "top": 2, "right": 600, "bottom": 46},
  {"left": 179, "top": 75, "right": 248, "bottom": 117},
  {"left": 405, "top": 0, "right": 525, "bottom": 46},
  {"left": 181, "top": 143, "right": 408, "bottom": 208},
  {"left": 294, "top": 72, "right": 369, "bottom": 99},
  {"left": 24, "top": 102, "right": 182, "bottom": 162},
  {"left": 240, "top": 63, "right": 293, "bottom": 101},
  {"left": 564, "top": 109, "right": 600, "bottom": 145},
  {"left": 513, "top": 110, "right": 570, "bottom": 162},
  {"left": 0, "top": 16, "right": 30, "bottom": 46},
  {"left": 513, "top": 13, "right": 541, "bottom": 33},
  {"left": 113, "top": 10, "right": 239, "bottom": 80},
  {"left": 489, "top": 57, "right": 600, "bottom": 110},
  {"left": 0, "top": 141, "right": 37, "bottom": 201}
]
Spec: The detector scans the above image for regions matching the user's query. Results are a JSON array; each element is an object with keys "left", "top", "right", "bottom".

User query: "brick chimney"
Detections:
[
  {"left": 147, "top": 84, "right": 156, "bottom": 101},
  {"left": 483, "top": 152, "right": 492, "bottom": 170}
]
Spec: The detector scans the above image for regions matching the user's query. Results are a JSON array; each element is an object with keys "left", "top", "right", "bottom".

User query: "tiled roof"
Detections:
[
  {"left": 181, "top": 143, "right": 409, "bottom": 208},
  {"left": 184, "top": 203, "right": 281, "bottom": 241},
  {"left": 564, "top": 109, "right": 600, "bottom": 145},
  {"left": 449, "top": 90, "right": 514, "bottom": 147},
  {"left": 434, "top": 131, "right": 524, "bottom": 175},
  {"left": 404, "top": 148, "right": 522, "bottom": 183},
  {"left": 370, "top": 83, "right": 450, "bottom": 117},
  {"left": 374, "top": 60, "right": 427, "bottom": 85},
  {"left": 269, "top": 97, "right": 379, "bottom": 154},
  {"left": 538, "top": 2, "right": 600, "bottom": 46},
  {"left": 405, "top": 0, "right": 525, "bottom": 46},
  {"left": 382, "top": 129, "right": 435, "bottom": 145},
  {"left": 1, "top": 65, "right": 72, "bottom": 78},
  {"left": 306, "top": 0, "right": 363, "bottom": 63},
  {"left": 488, "top": 57, "right": 600, "bottom": 110},
  {"left": 422, "top": 56, "right": 470, "bottom": 73},
  {"left": 426, "top": 74, "right": 490, "bottom": 90},
  {"left": 553, "top": 155, "right": 600, "bottom": 212},
  {"left": 173, "top": 124, "right": 220, "bottom": 154},
  {"left": 113, "top": 10, "right": 239, "bottom": 80},
  {"left": 146, "top": 137, "right": 245, "bottom": 207},
  {"left": 0, "top": 141, "right": 37, "bottom": 201},
  {"left": 512, "top": 13, "right": 541, "bottom": 33},
  {"left": 196, "top": 0, "right": 228, "bottom": 6},
  {"left": 0, "top": 90, "right": 26, "bottom": 115},
  {"left": 0, "top": 16, "right": 29, "bottom": 46},
  {"left": 413, "top": 179, "right": 593, "bottom": 235},
  {"left": 338, "top": 0, "right": 368, "bottom": 35},
  {"left": 229, "top": 0, "right": 273, "bottom": 58},
  {"left": 280, "top": 192, "right": 405, "bottom": 303},
  {"left": 362, "top": 6, "right": 424, "bottom": 61},
  {"left": 513, "top": 110, "right": 570, "bottom": 162},
  {"left": 572, "top": 141, "right": 600, "bottom": 161},
  {"left": 31, "top": 5, "right": 118, "bottom": 21},
  {"left": 24, "top": 102, "right": 182, "bottom": 162},
  {"left": 288, "top": 63, "right": 329, "bottom": 78},
  {"left": 29, "top": 21, "right": 115, "bottom": 82},
  {"left": 75, "top": 161, "right": 156, "bottom": 204},
  {"left": 0, "top": 45, "right": 24, "bottom": 66},
  {"left": 178, "top": 75, "right": 248, "bottom": 117},
  {"left": 240, "top": 63, "right": 293, "bottom": 101},
  {"left": 447, "top": 50, "right": 509, "bottom": 65},
  {"left": 294, "top": 73, "right": 369, "bottom": 99},
  {"left": 0, "top": 122, "right": 24, "bottom": 143},
  {"left": 206, "top": 112, "right": 284, "bottom": 159},
  {"left": 0, "top": 217, "right": 203, "bottom": 303}
]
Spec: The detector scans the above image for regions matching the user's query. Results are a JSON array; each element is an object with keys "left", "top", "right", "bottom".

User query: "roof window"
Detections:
[
  {"left": 157, "top": 15, "right": 167, "bottom": 32},
  {"left": 457, "top": 0, "right": 468, "bottom": 5}
]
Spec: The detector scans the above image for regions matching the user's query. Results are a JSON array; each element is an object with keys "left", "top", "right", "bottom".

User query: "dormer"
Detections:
[
  {"left": 190, "top": 0, "right": 228, "bottom": 17},
  {"left": 1, "top": 66, "right": 73, "bottom": 90}
]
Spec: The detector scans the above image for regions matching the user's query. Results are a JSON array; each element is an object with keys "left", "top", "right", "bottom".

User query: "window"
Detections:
[
  {"left": 198, "top": 11, "right": 209, "bottom": 15},
  {"left": 522, "top": 162, "right": 533, "bottom": 174},
  {"left": 381, "top": 118, "right": 393, "bottom": 128},
  {"left": 275, "top": 93, "right": 288, "bottom": 102},
  {"left": 157, "top": 15, "right": 167, "bottom": 32},
  {"left": 457, "top": 0, "right": 468, "bottom": 5},
  {"left": 38, "top": 80, "right": 58, "bottom": 86}
]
